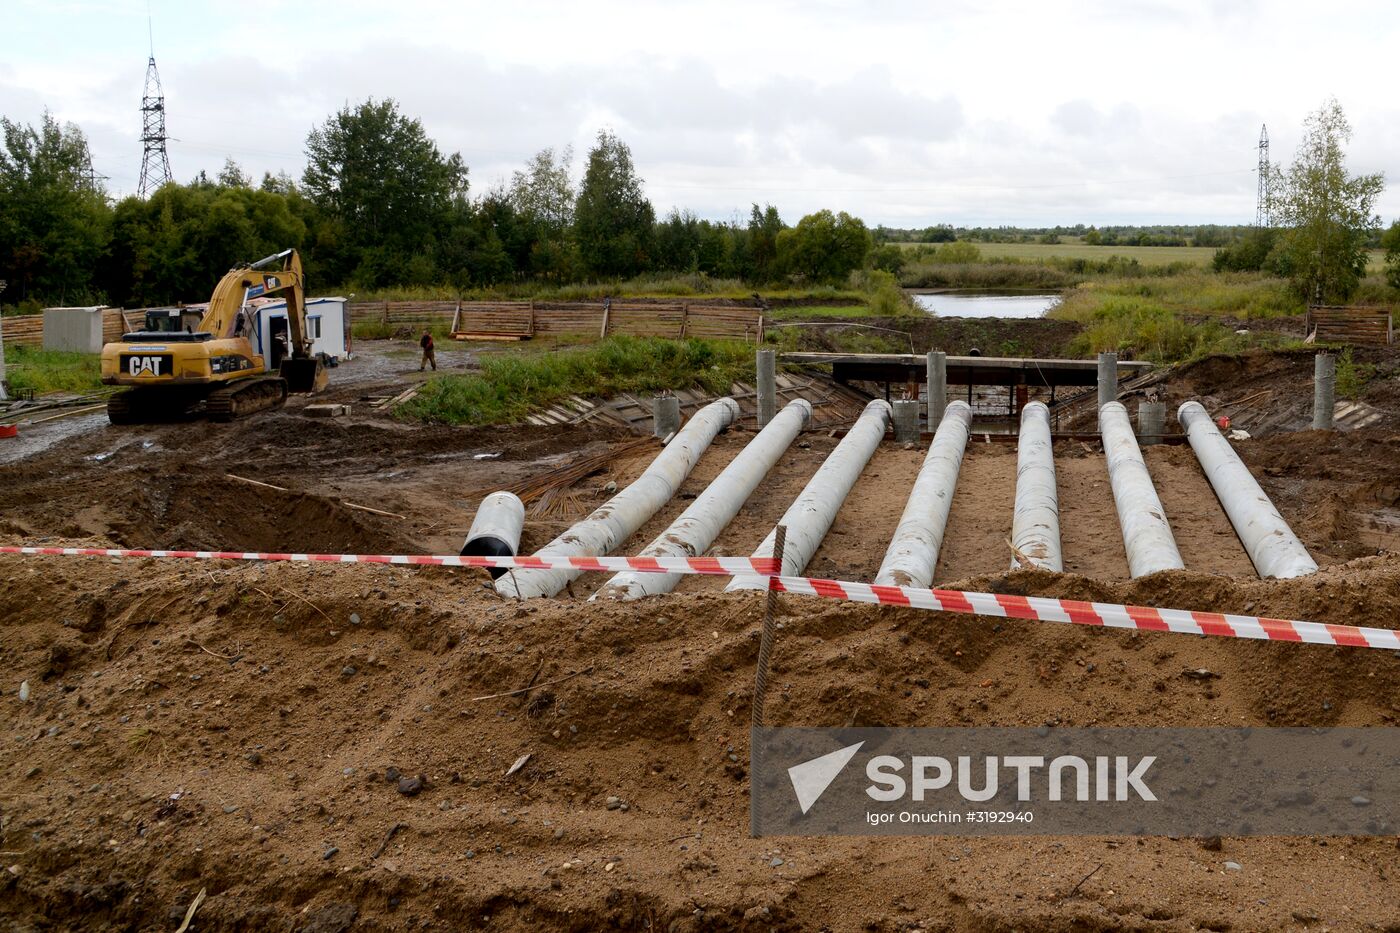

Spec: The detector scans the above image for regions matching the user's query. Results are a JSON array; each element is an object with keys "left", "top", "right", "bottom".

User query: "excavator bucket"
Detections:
[{"left": 280, "top": 357, "right": 328, "bottom": 395}]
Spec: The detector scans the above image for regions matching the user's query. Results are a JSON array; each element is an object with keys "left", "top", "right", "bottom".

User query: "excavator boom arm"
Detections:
[{"left": 200, "top": 249, "right": 311, "bottom": 357}]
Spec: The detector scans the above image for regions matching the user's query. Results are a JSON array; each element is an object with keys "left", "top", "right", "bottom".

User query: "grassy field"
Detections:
[
  {"left": 398, "top": 336, "right": 755, "bottom": 425},
  {"left": 896, "top": 241, "right": 1218, "bottom": 267},
  {"left": 896, "top": 240, "right": 1389, "bottom": 272},
  {"left": 2, "top": 347, "right": 104, "bottom": 396}
]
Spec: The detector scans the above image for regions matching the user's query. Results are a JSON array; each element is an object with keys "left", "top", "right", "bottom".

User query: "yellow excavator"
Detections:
[{"left": 101, "top": 249, "right": 327, "bottom": 423}]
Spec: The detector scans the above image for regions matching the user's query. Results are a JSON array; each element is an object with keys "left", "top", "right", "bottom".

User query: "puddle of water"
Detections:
[{"left": 911, "top": 291, "right": 1061, "bottom": 319}]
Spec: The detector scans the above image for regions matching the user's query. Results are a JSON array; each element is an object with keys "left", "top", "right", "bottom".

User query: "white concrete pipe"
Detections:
[
  {"left": 1009, "top": 401, "right": 1062, "bottom": 571},
  {"left": 1178, "top": 400, "right": 1318, "bottom": 579},
  {"left": 593, "top": 399, "right": 812, "bottom": 600},
  {"left": 461, "top": 491, "right": 526, "bottom": 579},
  {"left": 1100, "top": 402, "right": 1184, "bottom": 578},
  {"left": 496, "top": 397, "right": 741, "bottom": 599},
  {"left": 727, "top": 399, "right": 892, "bottom": 591},
  {"left": 873, "top": 400, "right": 973, "bottom": 587}
]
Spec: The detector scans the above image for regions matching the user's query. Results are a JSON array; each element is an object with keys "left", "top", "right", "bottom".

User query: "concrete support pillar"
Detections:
[
  {"left": 874, "top": 400, "right": 973, "bottom": 587},
  {"left": 461, "top": 492, "right": 525, "bottom": 580},
  {"left": 594, "top": 399, "right": 811, "bottom": 600},
  {"left": 1312, "top": 353, "right": 1335, "bottom": 431},
  {"left": 756, "top": 349, "right": 777, "bottom": 428},
  {"left": 892, "top": 399, "right": 921, "bottom": 444},
  {"left": 926, "top": 350, "right": 946, "bottom": 428},
  {"left": 1097, "top": 351, "right": 1118, "bottom": 431},
  {"left": 1009, "top": 402, "right": 1062, "bottom": 571},
  {"left": 1137, "top": 401, "right": 1166, "bottom": 446},
  {"left": 727, "top": 399, "right": 892, "bottom": 591},
  {"left": 1178, "top": 401, "right": 1318, "bottom": 579},
  {"left": 1101, "top": 402, "right": 1184, "bottom": 577},
  {"left": 496, "top": 397, "right": 741, "bottom": 599},
  {"left": 653, "top": 395, "right": 681, "bottom": 438}
]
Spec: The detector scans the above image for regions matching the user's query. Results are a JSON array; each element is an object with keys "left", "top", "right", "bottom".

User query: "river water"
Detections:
[{"left": 911, "top": 291, "right": 1060, "bottom": 319}]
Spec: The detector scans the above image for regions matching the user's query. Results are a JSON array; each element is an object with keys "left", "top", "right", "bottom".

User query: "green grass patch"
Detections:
[
  {"left": 1060, "top": 293, "right": 1309, "bottom": 364},
  {"left": 3, "top": 346, "right": 104, "bottom": 395},
  {"left": 398, "top": 336, "right": 755, "bottom": 425},
  {"left": 769, "top": 305, "right": 874, "bottom": 320},
  {"left": 1053, "top": 272, "right": 1302, "bottom": 321},
  {"left": 1334, "top": 348, "right": 1375, "bottom": 400}
]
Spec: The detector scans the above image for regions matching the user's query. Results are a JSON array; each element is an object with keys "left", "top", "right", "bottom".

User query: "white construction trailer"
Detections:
[{"left": 248, "top": 296, "right": 350, "bottom": 368}]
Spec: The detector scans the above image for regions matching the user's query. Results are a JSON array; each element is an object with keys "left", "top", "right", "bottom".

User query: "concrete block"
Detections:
[{"left": 42, "top": 307, "right": 105, "bottom": 353}]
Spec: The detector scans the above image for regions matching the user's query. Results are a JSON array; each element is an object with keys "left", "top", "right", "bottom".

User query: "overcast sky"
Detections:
[{"left": 5, "top": 0, "right": 1399, "bottom": 226}]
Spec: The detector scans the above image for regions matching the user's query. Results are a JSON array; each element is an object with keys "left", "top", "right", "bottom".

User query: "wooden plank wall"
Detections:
[
  {"left": 2, "top": 308, "right": 176, "bottom": 349},
  {"left": 1306, "top": 305, "right": 1393, "bottom": 347},
  {"left": 347, "top": 299, "right": 763, "bottom": 343},
  {"left": 0, "top": 313, "right": 44, "bottom": 348}
]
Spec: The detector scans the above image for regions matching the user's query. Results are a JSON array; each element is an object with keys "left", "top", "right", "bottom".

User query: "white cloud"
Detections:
[{"left": 2, "top": 0, "right": 1398, "bottom": 225}]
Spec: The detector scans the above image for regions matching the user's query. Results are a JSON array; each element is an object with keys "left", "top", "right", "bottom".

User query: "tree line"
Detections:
[
  {"left": 1, "top": 97, "right": 1389, "bottom": 309},
  {"left": 1, "top": 100, "right": 878, "bottom": 310}
]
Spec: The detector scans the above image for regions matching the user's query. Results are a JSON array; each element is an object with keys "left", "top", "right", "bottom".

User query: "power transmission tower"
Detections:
[
  {"left": 1255, "top": 124, "right": 1270, "bottom": 227},
  {"left": 83, "top": 158, "right": 109, "bottom": 192},
  {"left": 137, "top": 40, "right": 173, "bottom": 197}
]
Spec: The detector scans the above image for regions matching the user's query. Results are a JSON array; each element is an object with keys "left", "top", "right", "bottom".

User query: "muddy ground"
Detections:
[{"left": 2, "top": 343, "right": 1399, "bottom": 931}]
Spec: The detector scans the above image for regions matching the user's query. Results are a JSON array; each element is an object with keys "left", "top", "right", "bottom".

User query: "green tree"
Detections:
[
  {"left": 1270, "top": 99, "right": 1385, "bottom": 303},
  {"left": 747, "top": 204, "right": 784, "bottom": 282},
  {"left": 775, "top": 209, "right": 871, "bottom": 282},
  {"left": 303, "top": 98, "right": 467, "bottom": 286},
  {"left": 101, "top": 183, "right": 310, "bottom": 307},
  {"left": 655, "top": 209, "right": 701, "bottom": 272},
  {"left": 934, "top": 240, "right": 982, "bottom": 264},
  {"left": 1380, "top": 220, "right": 1400, "bottom": 291},
  {"left": 1211, "top": 227, "right": 1279, "bottom": 273},
  {"left": 217, "top": 157, "right": 251, "bottom": 189},
  {"left": 0, "top": 112, "right": 110, "bottom": 305},
  {"left": 573, "top": 130, "right": 655, "bottom": 278},
  {"left": 510, "top": 146, "right": 577, "bottom": 279}
]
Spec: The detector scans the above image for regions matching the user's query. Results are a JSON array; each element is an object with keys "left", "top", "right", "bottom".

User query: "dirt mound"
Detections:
[
  {"left": 783, "top": 315, "right": 1084, "bottom": 359},
  {"left": 4, "top": 343, "right": 1400, "bottom": 929},
  {"left": 2, "top": 549, "right": 1398, "bottom": 931}
]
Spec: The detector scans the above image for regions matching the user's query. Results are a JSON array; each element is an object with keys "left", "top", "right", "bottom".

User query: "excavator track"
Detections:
[
  {"left": 205, "top": 377, "right": 288, "bottom": 422},
  {"left": 106, "top": 389, "right": 199, "bottom": 425}
]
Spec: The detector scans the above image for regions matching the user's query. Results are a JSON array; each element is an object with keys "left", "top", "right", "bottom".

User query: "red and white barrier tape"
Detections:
[
  {"left": 2, "top": 546, "right": 1396, "bottom": 652},
  {"left": 770, "top": 575, "right": 1400, "bottom": 652},
  {"left": 0, "top": 546, "right": 775, "bottom": 577}
]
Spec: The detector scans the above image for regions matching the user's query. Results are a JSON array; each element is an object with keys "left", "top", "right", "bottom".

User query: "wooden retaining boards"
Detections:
[
  {"left": 1306, "top": 306, "right": 1393, "bottom": 347},
  {"left": 2, "top": 308, "right": 190, "bottom": 348},
  {"left": 346, "top": 299, "right": 764, "bottom": 343},
  {"left": 0, "top": 314, "right": 44, "bottom": 347}
]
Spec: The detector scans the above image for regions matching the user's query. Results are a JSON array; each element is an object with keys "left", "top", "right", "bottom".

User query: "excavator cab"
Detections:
[{"left": 143, "top": 307, "right": 206, "bottom": 334}]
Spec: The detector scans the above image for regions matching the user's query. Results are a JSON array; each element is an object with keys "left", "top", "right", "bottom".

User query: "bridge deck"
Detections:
[{"left": 781, "top": 352, "right": 1153, "bottom": 389}]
